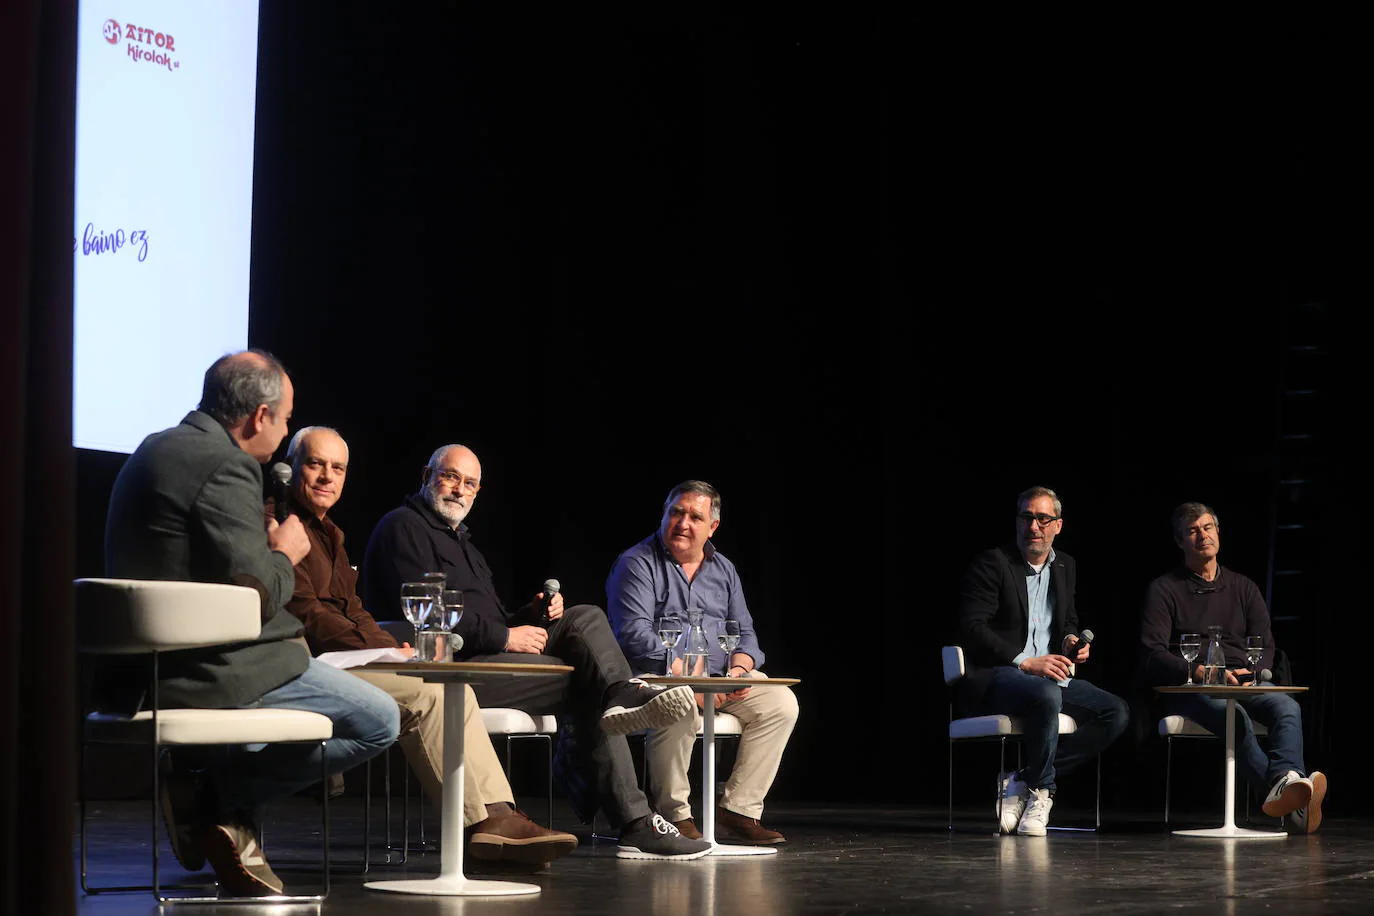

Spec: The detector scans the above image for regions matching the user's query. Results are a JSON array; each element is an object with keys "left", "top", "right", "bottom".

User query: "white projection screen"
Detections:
[{"left": 73, "top": 1, "right": 261, "bottom": 453}]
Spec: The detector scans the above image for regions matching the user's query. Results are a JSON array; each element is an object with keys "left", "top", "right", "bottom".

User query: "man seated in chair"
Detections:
[
  {"left": 1139, "top": 501, "right": 1328, "bottom": 833},
  {"left": 956, "top": 486, "right": 1128, "bottom": 836},
  {"left": 608, "top": 480, "right": 799, "bottom": 845},
  {"left": 103, "top": 350, "right": 401, "bottom": 896},
  {"left": 278, "top": 426, "right": 578, "bottom": 868}
]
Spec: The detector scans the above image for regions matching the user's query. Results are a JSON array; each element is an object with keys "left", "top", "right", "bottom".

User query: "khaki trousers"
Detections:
[
  {"left": 348, "top": 670, "right": 512, "bottom": 826},
  {"left": 644, "top": 670, "right": 799, "bottom": 821}
]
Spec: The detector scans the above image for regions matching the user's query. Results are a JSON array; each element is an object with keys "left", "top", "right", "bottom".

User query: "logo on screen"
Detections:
[{"left": 105, "top": 20, "right": 181, "bottom": 73}]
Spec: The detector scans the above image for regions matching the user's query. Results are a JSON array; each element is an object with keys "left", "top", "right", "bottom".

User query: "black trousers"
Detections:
[{"left": 469, "top": 604, "right": 649, "bottom": 828}]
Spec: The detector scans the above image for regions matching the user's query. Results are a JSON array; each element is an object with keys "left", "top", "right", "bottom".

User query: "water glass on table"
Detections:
[
  {"left": 414, "top": 627, "right": 452, "bottom": 663},
  {"left": 656, "top": 615, "right": 683, "bottom": 677},
  {"left": 401, "top": 578, "right": 443, "bottom": 647},
  {"left": 1179, "top": 633, "right": 1202, "bottom": 685},
  {"left": 1245, "top": 635, "right": 1263, "bottom": 686}
]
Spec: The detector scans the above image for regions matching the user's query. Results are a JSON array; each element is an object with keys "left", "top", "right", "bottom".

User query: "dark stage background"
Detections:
[{"left": 75, "top": 9, "right": 1366, "bottom": 815}]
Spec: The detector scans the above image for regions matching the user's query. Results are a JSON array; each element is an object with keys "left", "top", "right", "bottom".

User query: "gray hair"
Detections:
[
  {"left": 1017, "top": 486, "right": 1063, "bottom": 517},
  {"left": 1171, "top": 501, "right": 1220, "bottom": 540},
  {"left": 287, "top": 425, "right": 344, "bottom": 470},
  {"left": 199, "top": 349, "right": 287, "bottom": 427},
  {"left": 663, "top": 480, "right": 722, "bottom": 522}
]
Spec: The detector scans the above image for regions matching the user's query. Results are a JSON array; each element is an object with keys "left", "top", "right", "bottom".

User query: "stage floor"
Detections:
[{"left": 74, "top": 797, "right": 1371, "bottom": 915}]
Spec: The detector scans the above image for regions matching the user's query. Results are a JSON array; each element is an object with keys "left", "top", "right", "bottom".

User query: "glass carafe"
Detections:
[
  {"left": 1203, "top": 625, "right": 1226, "bottom": 685},
  {"left": 682, "top": 609, "right": 711, "bottom": 677}
]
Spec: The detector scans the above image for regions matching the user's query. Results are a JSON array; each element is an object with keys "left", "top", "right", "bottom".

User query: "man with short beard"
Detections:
[{"left": 361, "top": 444, "right": 712, "bottom": 860}]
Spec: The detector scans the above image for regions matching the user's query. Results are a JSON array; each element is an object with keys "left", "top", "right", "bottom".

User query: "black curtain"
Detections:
[{"left": 1, "top": 1, "right": 77, "bottom": 913}]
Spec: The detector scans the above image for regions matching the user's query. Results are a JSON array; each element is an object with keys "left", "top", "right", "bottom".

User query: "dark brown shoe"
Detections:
[
  {"left": 715, "top": 806, "right": 785, "bottom": 845},
  {"left": 672, "top": 817, "right": 702, "bottom": 840},
  {"left": 467, "top": 808, "right": 578, "bottom": 866}
]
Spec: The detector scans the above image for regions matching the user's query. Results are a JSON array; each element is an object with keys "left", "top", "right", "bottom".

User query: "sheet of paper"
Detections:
[{"left": 316, "top": 647, "right": 411, "bottom": 669}]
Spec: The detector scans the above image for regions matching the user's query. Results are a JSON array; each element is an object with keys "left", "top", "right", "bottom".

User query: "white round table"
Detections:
[
  {"left": 1155, "top": 684, "right": 1308, "bottom": 840},
  {"left": 360, "top": 661, "right": 573, "bottom": 895},
  {"left": 645, "top": 674, "right": 800, "bottom": 857}
]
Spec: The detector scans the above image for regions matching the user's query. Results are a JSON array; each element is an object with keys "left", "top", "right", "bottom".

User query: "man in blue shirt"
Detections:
[
  {"left": 608, "top": 480, "right": 799, "bottom": 845},
  {"left": 956, "top": 486, "right": 1128, "bottom": 836}
]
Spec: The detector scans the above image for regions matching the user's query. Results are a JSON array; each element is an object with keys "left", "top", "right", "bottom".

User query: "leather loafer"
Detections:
[
  {"left": 715, "top": 806, "right": 785, "bottom": 845},
  {"left": 672, "top": 817, "right": 702, "bottom": 840}
]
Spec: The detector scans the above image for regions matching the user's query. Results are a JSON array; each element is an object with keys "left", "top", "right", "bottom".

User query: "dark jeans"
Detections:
[
  {"left": 981, "top": 667, "right": 1129, "bottom": 793},
  {"left": 1162, "top": 691, "right": 1306, "bottom": 797},
  {"left": 469, "top": 604, "right": 650, "bottom": 828}
]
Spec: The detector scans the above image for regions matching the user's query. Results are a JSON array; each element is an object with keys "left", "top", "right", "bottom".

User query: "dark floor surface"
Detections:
[{"left": 74, "top": 797, "right": 1372, "bottom": 915}]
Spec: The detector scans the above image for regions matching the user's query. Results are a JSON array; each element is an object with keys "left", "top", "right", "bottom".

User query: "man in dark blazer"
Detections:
[
  {"left": 956, "top": 486, "right": 1128, "bottom": 836},
  {"left": 104, "top": 350, "right": 400, "bottom": 895}
]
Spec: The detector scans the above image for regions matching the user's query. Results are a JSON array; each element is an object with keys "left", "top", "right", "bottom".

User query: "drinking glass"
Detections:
[
  {"left": 718, "top": 620, "right": 741, "bottom": 655},
  {"left": 1179, "top": 633, "right": 1202, "bottom": 685},
  {"left": 656, "top": 615, "right": 683, "bottom": 676},
  {"left": 1245, "top": 635, "right": 1263, "bottom": 685},
  {"left": 401, "top": 580, "right": 441, "bottom": 647},
  {"left": 439, "top": 588, "right": 465, "bottom": 632}
]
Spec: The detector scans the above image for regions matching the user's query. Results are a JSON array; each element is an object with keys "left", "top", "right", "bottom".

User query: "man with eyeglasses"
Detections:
[
  {"left": 360, "top": 444, "right": 713, "bottom": 860},
  {"left": 956, "top": 486, "right": 1128, "bottom": 836},
  {"left": 1139, "top": 501, "right": 1327, "bottom": 832}
]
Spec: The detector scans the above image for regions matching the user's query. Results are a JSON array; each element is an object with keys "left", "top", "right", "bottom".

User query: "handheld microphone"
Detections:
[
  {"left": 269, "top": 462, "right": 292, "bottom": 523},
  {"left": 541, "top": 578, "right": 561, "bottom": 625},
  {"left": 1065, "top": 628, "right": 1095, "bottom": 658}
]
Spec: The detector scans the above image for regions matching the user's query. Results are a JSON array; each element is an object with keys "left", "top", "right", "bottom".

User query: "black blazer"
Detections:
[{"left": 955, "top": 544, "right": 1079, "bottom": 711}]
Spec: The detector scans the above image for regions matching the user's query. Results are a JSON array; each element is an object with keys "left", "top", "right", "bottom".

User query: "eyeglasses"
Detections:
[
  {"left": 431, "top": 469, "right": 482, "bottom": 494},
  {"left": 1016, "top": 512, "right": 1061, "bottom": 527}
]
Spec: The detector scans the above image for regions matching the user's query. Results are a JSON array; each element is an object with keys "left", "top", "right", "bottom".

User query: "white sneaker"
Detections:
[
  {"left": 1280, "top": 771, "right": 1327, "bottom": 834},
  {"left": 1262, "top": 770, "right": 1315, "bottom": 819},
  {"left": 1017, "top": 788, "right": 1053, "bottom": 837},
  {"left": 998, "top": 772, "right": 1028, "bottom": 835}
]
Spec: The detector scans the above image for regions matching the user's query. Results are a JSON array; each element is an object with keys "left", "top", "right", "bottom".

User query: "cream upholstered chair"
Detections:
[
  {"left": 1158, "top": 714, "right": 1269, "bottom": 825},
  {"left": 942, "top": 645, "right": 1099, "bottom": 832},
  {"left": 76, "top": 577, "right": 334, "bottom": 903},
  {"left": 482, "top": 707, "right": 560, "bottom": 826}
]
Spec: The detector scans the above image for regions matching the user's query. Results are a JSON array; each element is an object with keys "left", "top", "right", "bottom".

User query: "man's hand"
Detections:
[
  {"left": 1020, "top": 654, "right": 1074, "bottom": 680},
  {"left": 1063, "top": 636, "right": 1091, "bottom": 664},
  {"left": 693, "top": 691, "right": 727, "bottom": 710},
  {"left": 397, "top": 643, "right": 417, "bottom": 659},
  {"left": 537, "top": 590, "right": 565, "bottom": 622},
  {"left": 505, "top": 625, "right": 548, "bottom": 654},
  {"left": 267, "top": 514, "right": 311, "bottom": 566},
  {"left": 724, "top": 667, "right": 753, "bottom": 702}
]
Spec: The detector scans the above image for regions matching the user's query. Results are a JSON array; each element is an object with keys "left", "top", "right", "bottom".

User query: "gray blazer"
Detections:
[{"left": 104, "top": 410, "right": 309, "bottom": 709}]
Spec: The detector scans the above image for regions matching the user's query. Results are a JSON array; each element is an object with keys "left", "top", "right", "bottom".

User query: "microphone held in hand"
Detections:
[
  {"left": 269, "top": 462, "right": 292, "bottom": 522},
  {"left": 1065, "top": 628, "right": 1095, "bottom": 657},
  {"left": 541, "top": 578, "right": 561, "bottom": 625}
]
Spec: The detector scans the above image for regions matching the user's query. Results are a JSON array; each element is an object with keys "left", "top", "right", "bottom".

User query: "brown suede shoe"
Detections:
[
  {"left": 466, "top": 807, "right": 579, "bottom": 867},
  {"left": 715, "top": 806, "right": 786, "bottom": 845},
  {"left": 672, "top": 817, "right": 702, "bottom": 840},
  {"left": 199, "top": 820, "right": 283, "bottom": 897}
]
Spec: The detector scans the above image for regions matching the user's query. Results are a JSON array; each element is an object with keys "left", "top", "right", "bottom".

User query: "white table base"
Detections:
[
  {"left": 366, "top": 680, "right": 542, "bottom": 895},
  {"left": 1172, "top": 695, "right": 1285, "bottom": 841},
  {"left": 699, "top": 698, "right": 779, "bottom": 858}
]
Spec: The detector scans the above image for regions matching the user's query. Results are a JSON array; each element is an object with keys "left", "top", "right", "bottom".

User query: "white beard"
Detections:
[{"left": 424, "top": 485, "right": 470, "bottom": 527}]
